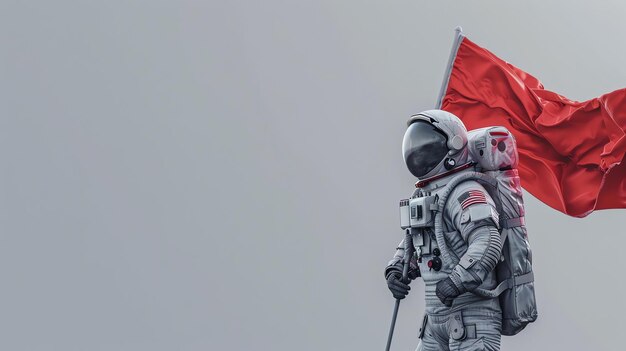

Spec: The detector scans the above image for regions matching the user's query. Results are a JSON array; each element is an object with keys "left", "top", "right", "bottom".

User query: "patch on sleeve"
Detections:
[{"left": 457, "top": 190, "right": 487, "bottom": 210}]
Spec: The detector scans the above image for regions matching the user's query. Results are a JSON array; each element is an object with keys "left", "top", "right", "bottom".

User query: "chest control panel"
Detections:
[{"left": 399, "top": 195, "right": 437, "bottom": 229}]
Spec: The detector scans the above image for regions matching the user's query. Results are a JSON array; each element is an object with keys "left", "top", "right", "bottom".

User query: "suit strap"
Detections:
[
  {"left": 472, "top": 272, "right": 535, "bottom": 298},
  {"left": 500, "top": 216, "right": 525, "bottom": 229}
]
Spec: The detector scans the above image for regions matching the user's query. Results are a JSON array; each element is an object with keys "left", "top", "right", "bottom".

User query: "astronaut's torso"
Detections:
[{"left": 409, "top": 169, "right": 501, "bottom": 315}]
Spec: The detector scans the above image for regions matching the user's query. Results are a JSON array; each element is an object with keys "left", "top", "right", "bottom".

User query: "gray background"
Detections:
[{"left": 1, "top": 1, "right": 625, "bottom": 350}]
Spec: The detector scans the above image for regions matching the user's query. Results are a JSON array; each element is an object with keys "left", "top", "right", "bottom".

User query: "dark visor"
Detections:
[{"left": 402, "top": 121, "right": 449, "bottom": 178}]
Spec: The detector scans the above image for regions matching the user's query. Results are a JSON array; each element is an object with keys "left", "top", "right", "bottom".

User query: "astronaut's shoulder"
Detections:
[
  {"left": 445, "top": 180, "right": 499, "bottom": 227},
  {"left": 450, "top": 180, "right": 489, "bottom": 199},
  {"left": 447, "top": 180, "right": 493, "bottom": 211}
]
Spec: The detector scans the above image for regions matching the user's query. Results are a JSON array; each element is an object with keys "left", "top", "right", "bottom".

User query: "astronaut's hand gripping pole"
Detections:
[{"left": 385, "top": 229, "right": 414, "bottom": 351}]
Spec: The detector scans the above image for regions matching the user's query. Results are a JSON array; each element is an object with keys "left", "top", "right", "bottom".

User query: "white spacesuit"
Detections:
[{"left": 385, "top": 110, "right": 503, "bottom": 351}]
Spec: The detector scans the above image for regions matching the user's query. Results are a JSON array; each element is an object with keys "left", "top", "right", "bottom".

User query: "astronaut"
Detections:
[{"left": 385, "top": 110, "right": 503, "bottom": 351}]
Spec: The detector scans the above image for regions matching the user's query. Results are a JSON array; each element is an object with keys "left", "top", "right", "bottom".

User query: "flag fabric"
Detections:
[{"left": 437, "top": 29, "right": 626, "bottom": 217}]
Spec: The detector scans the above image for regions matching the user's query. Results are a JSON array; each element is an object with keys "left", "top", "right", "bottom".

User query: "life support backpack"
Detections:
[{"left": 434, "top": 126, "right": 538, "bottom": 336}]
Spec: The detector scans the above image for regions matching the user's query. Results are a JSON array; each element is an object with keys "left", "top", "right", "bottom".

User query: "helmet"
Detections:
[{"left": 402, "top": 109, "right": 469, "bottom": 179}]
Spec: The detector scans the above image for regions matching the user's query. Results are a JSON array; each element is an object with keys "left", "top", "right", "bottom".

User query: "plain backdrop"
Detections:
[{"left": 2, "top": 1, "right": 626, "bottom": 350}]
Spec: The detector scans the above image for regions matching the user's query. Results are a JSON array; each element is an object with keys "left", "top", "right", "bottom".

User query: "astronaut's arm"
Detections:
[
  {"left": 436, "top": 187, "right": 503, "bottom": 307},
  {"left": 436, "top": 222, "right": 501, "bottom": 306},
  {"left": 450, "top": 225, "right": 501, "bottom": 291}
]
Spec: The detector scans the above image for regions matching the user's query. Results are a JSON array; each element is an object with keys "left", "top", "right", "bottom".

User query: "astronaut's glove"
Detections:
[
  {"left": 386, "top": 272, "right": 411, "bottom": 300},
  {"left": 435, "top": 277, "right": 466, "bottom": 307},
  {"left": 385, "top": 255, "right": 420, "bottom": 281}
]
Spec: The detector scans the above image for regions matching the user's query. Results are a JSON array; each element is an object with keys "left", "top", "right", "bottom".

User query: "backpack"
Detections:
[{"left": 433, "top": 126, "right": 538, "bottom": 336}]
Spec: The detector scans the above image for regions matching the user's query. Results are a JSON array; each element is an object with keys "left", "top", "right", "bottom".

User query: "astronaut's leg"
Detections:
[
  {"left": 447, "top": 309, "right": 502, "bottom": 351},
  {"left": 415, "top": 314, "right": 450, "bottom": 351}
]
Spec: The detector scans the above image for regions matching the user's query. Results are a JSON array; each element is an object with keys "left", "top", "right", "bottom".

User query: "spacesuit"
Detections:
[{"left": 385, "top": 110, "right": 503, "bottom": 351}]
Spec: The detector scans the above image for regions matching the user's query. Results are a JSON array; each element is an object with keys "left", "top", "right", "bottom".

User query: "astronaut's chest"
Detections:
[{"left": 413, "top": 229, "right": 445, "bottom": 273}]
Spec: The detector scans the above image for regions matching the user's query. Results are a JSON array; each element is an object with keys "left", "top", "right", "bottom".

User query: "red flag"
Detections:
[{"left": 438, "top": 29, "right": 626, "bottom": 217}]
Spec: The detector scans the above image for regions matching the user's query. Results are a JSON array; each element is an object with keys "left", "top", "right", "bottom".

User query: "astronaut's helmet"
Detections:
[{"left": 402, "top": 110, "right": 469, "bottom": 179}]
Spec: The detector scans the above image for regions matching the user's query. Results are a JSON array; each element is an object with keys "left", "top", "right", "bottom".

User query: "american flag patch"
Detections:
[{"left": 458, "top": 190, "right": 487, "bottom": 209}]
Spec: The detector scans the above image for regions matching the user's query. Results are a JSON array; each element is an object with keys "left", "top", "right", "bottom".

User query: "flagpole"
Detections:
[{"left": 435, "top": 26, "right": 465, "bottom": 109}]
